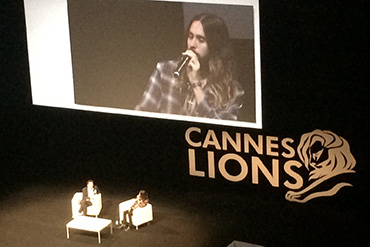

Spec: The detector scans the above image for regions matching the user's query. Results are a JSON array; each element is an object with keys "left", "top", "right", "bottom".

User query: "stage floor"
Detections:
[
  {"left": 0, "top": 182, "right": 363, "bottom": 247},
  {"left": 0, "top": 184, "right": 264, "bottom": 247}
]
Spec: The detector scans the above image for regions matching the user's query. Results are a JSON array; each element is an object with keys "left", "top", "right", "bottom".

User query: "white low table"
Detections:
[{"left": 66, "top": 216, "right": 113, "bottom": 244}]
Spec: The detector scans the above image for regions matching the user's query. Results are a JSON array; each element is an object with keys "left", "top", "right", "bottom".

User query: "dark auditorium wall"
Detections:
[{"left": 1, "top": 0, "right": 368, "bottom": 246}]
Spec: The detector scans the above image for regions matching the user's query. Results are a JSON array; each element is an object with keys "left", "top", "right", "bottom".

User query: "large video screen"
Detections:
[{"left": 24, "top": 0, "right": 261, "bottom": 128}]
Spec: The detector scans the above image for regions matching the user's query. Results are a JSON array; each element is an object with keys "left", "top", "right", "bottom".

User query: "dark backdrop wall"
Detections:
[
  {"left": 69, "top": 0, "right": 184, "bottom": 111},
  {"left": 1, "top": 0, "right": 369, "bottom": 246}
]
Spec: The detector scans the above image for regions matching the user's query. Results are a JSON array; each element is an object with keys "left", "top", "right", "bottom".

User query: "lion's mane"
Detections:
[{"left": 297, "top": 129, "right": 356, "bottom": 180}]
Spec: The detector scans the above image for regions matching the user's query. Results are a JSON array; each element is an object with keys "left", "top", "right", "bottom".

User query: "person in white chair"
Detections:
[
  {"left": 79, "top": 179, "right": 100, "bottom": 216},
  {"left": 121, "top": 190, "right": 149, "bottom": 231}
]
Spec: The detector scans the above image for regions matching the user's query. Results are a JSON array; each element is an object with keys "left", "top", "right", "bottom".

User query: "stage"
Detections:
[
  {"left": 2, "top": 1, "right": 368, "bottom": 246},
  {"left": 0, "top": 180, "right": 364, "bottom": 247},
  {"left": 0, "top": 183, "right": 265, "bottom": 247}
]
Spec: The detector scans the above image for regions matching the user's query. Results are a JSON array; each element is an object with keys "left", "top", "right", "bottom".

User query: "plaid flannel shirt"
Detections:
[{"left": 135, "top": 60, "right": 245, "bottom": 120}]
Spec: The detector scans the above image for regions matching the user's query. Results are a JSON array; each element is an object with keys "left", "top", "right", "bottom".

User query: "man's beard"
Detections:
[{"left": 198, "top": 56, "right": 210, "bottom": 77}]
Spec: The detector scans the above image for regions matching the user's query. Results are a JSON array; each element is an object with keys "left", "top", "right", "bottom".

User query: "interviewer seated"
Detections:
[
  {"left": 120, "top": 190, "right": 149, "bottom": 231},
  {"left": 79, "top": 179, "right": 100, "bottom": 216}
]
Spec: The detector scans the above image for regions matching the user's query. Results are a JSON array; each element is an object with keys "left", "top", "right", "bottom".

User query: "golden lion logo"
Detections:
[{"left": 286, "top": 129, "right": 356, "bottom": 203}]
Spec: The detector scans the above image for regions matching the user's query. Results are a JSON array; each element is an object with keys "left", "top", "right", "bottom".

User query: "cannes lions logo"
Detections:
[{"left": 286, "top": 130, "right": 356, "bottom": 203}]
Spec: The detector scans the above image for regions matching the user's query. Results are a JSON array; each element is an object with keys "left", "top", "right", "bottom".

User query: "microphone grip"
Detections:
[{"left": 173, "top": 55, "right": 190, "bottom": 78}]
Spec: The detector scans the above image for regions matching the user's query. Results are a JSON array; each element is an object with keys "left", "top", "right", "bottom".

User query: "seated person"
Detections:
[
  {"left": 120, "top": 190, "right": 149, "bottom": 231},
  {"left": 79, "top": 179, "right": 100, "bottom": 216},
  {"left": 135, "top": 13, "right": 245, "bottom": 120}
]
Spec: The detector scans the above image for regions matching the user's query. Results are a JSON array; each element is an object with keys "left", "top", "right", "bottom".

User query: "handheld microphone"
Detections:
[{"left": 173, "top": 55, "right": 190, "bottom": 78}]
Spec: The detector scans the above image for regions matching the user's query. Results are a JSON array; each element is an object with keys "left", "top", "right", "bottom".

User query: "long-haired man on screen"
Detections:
[{"left": 135, "top": 13, "right": 245, "bottom": 120}]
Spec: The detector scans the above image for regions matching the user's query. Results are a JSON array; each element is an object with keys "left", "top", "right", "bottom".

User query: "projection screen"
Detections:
[{"left": 23, "top": 0, "right": 261, "bottom": 128}]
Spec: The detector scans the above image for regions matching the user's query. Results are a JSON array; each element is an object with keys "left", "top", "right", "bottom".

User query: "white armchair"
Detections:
[
  {"left": 71, "top": 192, "right": 102, "bottom": 218},
  {"left": 119, "top": 198, "right": 153, "bottom": 230}
]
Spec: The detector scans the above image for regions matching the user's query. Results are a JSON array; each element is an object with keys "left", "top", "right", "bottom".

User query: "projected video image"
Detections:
[{"left": 24, "top": 0, "right": 261, "bottom": 128}]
